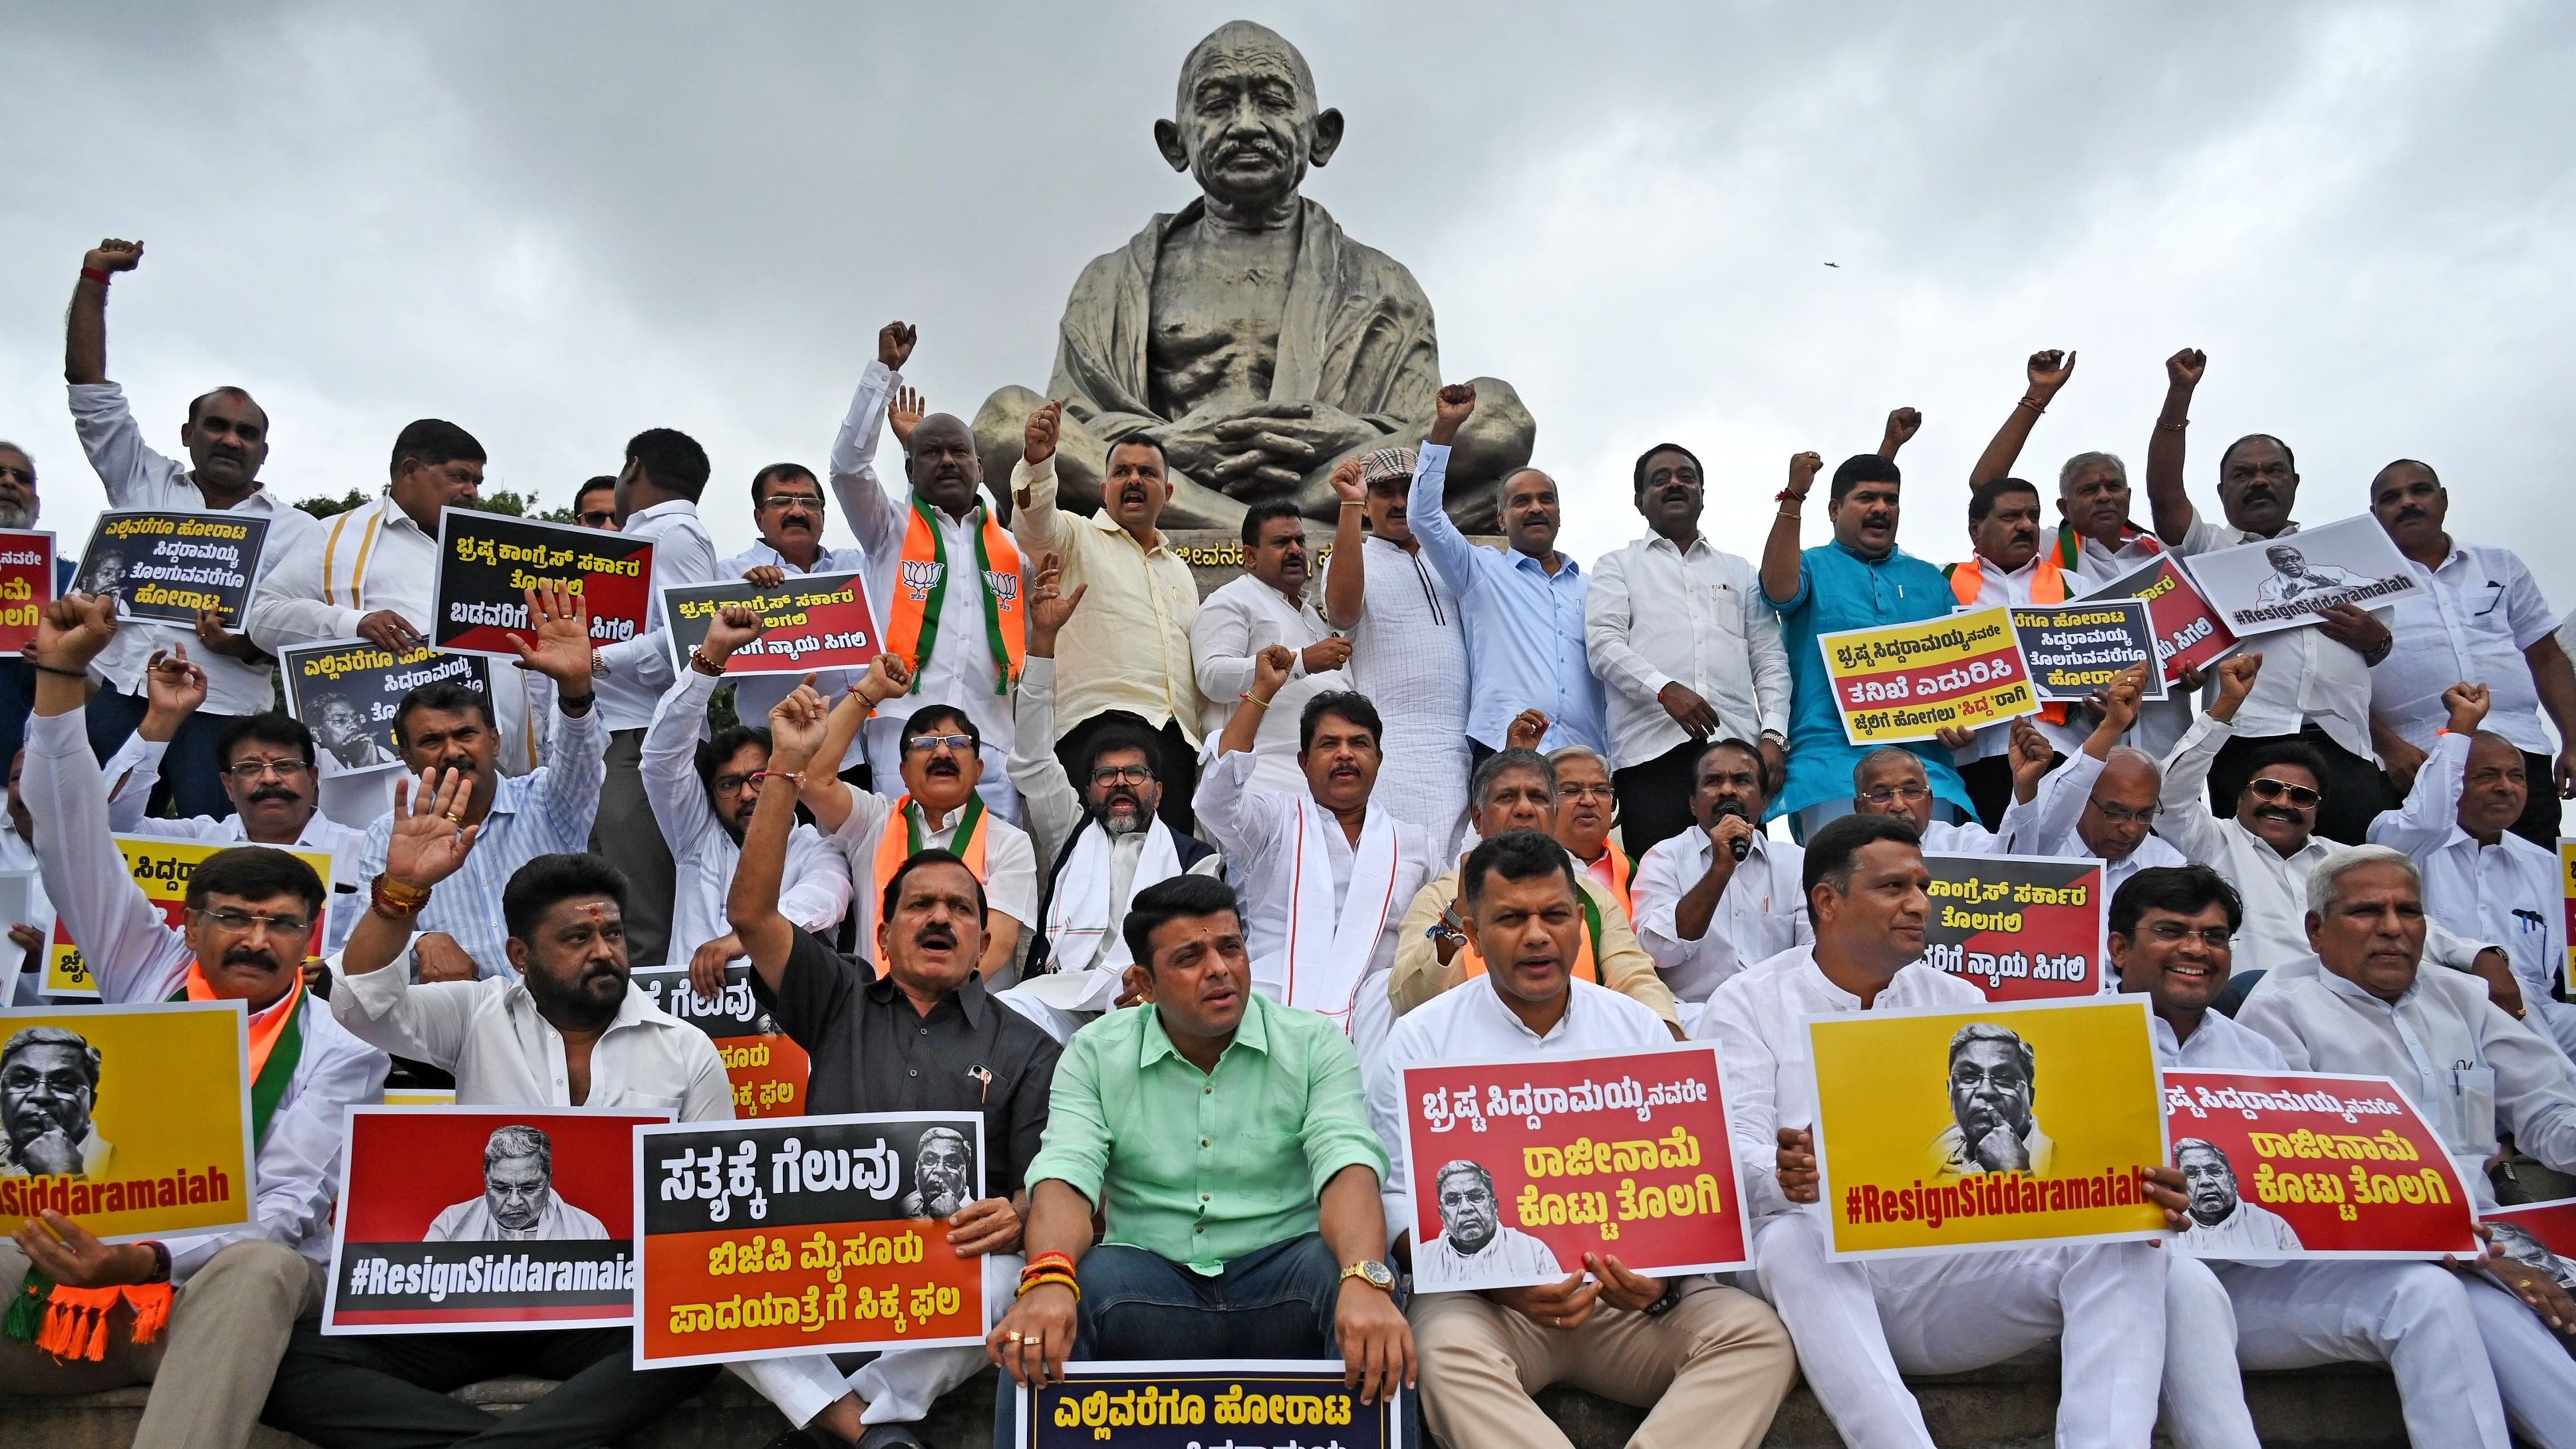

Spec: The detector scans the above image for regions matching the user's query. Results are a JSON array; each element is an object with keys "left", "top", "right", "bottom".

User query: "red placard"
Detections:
[
  {"left": 0, "top": 530, "right": 55, "bottom": 652},
  {"left": 2159, "top": 1069, "right": 2476, "bottom": 1259},
  {"left": 2083, "top": 557, "right": 2237, "bottom": 686},
  {"left": 323, "top": 1107, "right": 668, "bottom": 1333},
  {"left": 432, "top": 508, "right": 655, "bottom": 658},
  {"left": 1920, "top": 853, "right": 2105, "bottom": 1000},
  {"left": 1397, "top": 1045, "right": 1746, "bottom": 1291},
  {"left": 2485, "top": 1197, "right": 2576, "bottom": 1289}
]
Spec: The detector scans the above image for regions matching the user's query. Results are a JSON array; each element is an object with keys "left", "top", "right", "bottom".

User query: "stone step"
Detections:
[{"left": 3, "top": 1361, "right": 2411, "bottom": 1448}]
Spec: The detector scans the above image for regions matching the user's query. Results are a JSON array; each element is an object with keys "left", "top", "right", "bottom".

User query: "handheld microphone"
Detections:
[{"left": 1711, "top": 798, "right": 1753, "bottom": 861}]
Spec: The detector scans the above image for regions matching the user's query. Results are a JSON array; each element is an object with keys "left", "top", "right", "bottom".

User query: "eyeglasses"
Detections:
[
  {"left": 759, "top": 494, "right": 825, "bottom": 512},
  {"left": 2144, "top": 922, "right": 2234, "bottom": 950},
  {"left": 2086, "top": 799, "right": 2160, "bottom": 826},
  {"left": 2246, "top": 777, "right": 2321, "bottom": 808},
  {"left": 577, "top": 510, "right": 617, "bottom": 527},
  {"left": 1560, "top": 783, "right": 1614, "bottom": 802},
  {"left": 1861, "top": 784, "right": 1930, "bottom": 805},
  {"left": 904, "top": 733, "right": 976, "bottom": 755},
  {"left": 1089, "top": 764, "right": 1154, "bottom": 787},
  {"left": 0, "top": 466, "right": 32, "bottom": 485},
  {"left": 221, "top": 758, "right": 313, "bottom": 783},
  {"left": 194, "top": 906, "right": 313, "bottom": 938},
  {"left": 712, "top": 773, "right": 760, "bottom": 795}
]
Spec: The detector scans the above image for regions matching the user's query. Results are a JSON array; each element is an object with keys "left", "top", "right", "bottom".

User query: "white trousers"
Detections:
[
  {"left": 992, "top": 982, "right": 1095, "bottom": 1045},
  {"left": 730, "top": 1253, "right": 1018, "bottom": 1428},
  {"left": 2464, "top": 1272, "right": 2576, "bottom": 1449},
  {"left": 2160, "top": 1254, "right": 2509, "bottom": 1449},
  {"left": 1747, "top": 1209, "right": 2166, "bottom": 1449}
]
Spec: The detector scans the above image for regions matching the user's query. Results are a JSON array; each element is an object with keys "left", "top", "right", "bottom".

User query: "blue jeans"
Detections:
[
  {"left": 83, "top": 686, "right": 234, "bottom": 820},
  {"left": 993, "top": 1234, "right": 1414, "bottom": 1447}
]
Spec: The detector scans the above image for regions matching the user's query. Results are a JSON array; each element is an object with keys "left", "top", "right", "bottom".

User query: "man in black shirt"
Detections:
[{"left": 725, "top": 680, "right": 1061, "bottom": 1449}]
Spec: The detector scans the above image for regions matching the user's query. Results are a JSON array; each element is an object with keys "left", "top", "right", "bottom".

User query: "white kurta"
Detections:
[
  {"left": 1322, "top": 535, "right": 1471, "bottom": 856},
  {"left": 1190, "top": 573, "right": 1343, "bottom": 796}
]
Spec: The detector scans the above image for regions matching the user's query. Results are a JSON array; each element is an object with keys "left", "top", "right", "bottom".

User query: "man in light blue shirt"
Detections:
[
  {"left": 1760, "top": 446, "right": 1973, "bottom": 840},
  {"left": 1407, "top": 382, "right": 1607, "bottom": 761}
]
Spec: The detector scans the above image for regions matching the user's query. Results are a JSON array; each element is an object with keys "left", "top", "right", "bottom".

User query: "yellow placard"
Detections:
[
  {"left": 1, "top": 1000, "right": 257, "bottom": 1243},
  {"left": 46, "top": 835, "right": 338, "bottom": 997},
  {"left": 1806, "top": 995, "right": 2168, "bottom": 1257},
  {"left": 1814, "top": 604, "right": 2038, "bottom": 745}
]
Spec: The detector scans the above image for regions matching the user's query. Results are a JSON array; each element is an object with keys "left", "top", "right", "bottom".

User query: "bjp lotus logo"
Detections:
[{"left": 901, "top": 559, "right": 945, "bottom": 602}]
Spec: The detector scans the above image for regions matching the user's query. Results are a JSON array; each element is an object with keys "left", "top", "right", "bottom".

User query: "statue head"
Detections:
[{"left": 1156, "top": 22, "right": 1344, "bottom": 217}]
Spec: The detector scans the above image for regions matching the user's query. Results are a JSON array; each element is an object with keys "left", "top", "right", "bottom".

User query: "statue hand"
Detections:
[
  {"left": 1209, "top": 450, "right": 1306, "bottom": 499},
  {"left": 1210, "top": 401, "right": 1375, "bottom": 471}
]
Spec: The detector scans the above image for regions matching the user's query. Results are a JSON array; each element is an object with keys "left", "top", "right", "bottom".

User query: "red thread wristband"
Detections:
[{"left": 80, "top": 267, "right": 112, "bottom": 286}]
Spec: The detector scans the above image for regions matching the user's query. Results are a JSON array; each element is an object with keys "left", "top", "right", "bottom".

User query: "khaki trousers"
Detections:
[
  {"left": 1411, "top": 1279, "right": 1796, "bottom": 1449},
  {"left": 0, "top": 1236, "right": 326, "bottom": 1449}
]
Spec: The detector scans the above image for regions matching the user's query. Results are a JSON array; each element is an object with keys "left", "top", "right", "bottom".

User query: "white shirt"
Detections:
[
  {"left": 355, "top": 700, "right": 609, "bottom": 976},
  {"left": 1631, "top": 827, "right": 1809, "bottom": 1002},
  {"left": 2151, "top": 1007, "right": 2292, "bottom": 1071},
  {"left": 2176, "top": 515, "right": 2386, "bottom": 761},
  {"left": 21, "top": 709, "right": 389, "bottom": 1281},
  {"left": 716, "top": 539, "right": 873, "bottom": 771},
  {"left": 1191, "top": 574, "right": 1342, "bottom": 795},
  {"left": 426, "top": 1192, "right": 609, "bottom": 1242},
  {"left": 0, "top": 829, "right": 54, "bottom": 1006},
  {"left": 642, "top": 670, "right": 854, "bottom": 966},
  {"left": 1585, "top": 533, "right": 1789, "bottom": 769},
  {"left": 245, "top": 494, "right": 546, "bottom": 775},
  {"left": 330, "top": 964, "right": 732, "bottom": 1120},
  {"left": 2238, "top": 966, "right": 2576, "bottom": 1209},
  {"left": 96, "top": 733, "right": 370, "bottom": 955},
  {"left": 2017, "top": 747, "right": 2189, "bottom": 921},
  {"left": 1918, "top": 818, "right": 2013, "bottom": 855},
  {"left": 1322, "top": 536, "right": 1471, "bottom": 855},
  {"left": 1192, "top": 748, "right": 1440, "bottom": 1010},
  {"left": 831, "top": 360, "right": 1022, "bottom": 767},
  {"left": 1365, "top": 974, "right": 1673, "bottom": 1263},
  {"left": 2371, "top": 542, "right": 2557, "bottom": 755},
  {"left": 2370, "top": 731, "right": 2565, "bottom": 999},
  {"left": 593, "top": 497, "right": 716, "bottom": 731},
  {"left": 823, "top": 787, "right": 1038, "bottom": 965},
  {"left": 1696, "top": 944, "right": 1985, "bottom": 1220},
  {"left": 66, "top": 382, "right": 319, "bottom": 715}
]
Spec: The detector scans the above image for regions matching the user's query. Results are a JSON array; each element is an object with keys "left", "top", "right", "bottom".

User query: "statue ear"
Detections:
[
  {"left": 1309, "top": 108, "right": 1345, "bottom": 167},
  {"left": 1154, "top": 119, "right": 1190, "bottom": 174}
]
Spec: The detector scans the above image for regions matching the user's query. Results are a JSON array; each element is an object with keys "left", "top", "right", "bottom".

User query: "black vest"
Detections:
[{"left": 1022, "top": 814, "right": 1219, "bottom": 977}]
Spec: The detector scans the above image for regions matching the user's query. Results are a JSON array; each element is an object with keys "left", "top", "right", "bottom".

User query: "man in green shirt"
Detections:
[{"left": 986, "top": 873, "right": 1415, "bottom": 1419}]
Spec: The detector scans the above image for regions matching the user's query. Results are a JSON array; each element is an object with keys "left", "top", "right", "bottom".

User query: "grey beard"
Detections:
[
  {"left": 0, "top": 503, "right": 34, "bottom": 530},
  {"left": 1102, "top": 812, "right": 1149, "bottom": 837}
]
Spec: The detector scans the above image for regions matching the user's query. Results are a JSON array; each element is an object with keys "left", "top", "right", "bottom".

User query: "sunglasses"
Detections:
[
  {"left": 577, "top": 510, "right": 617, "bottom": 527},
  {"left": 0, "top": 465, "right": 32, "bottom": 486},
  {"left": 2246, "top": 777, "right": 2321, "bottom": 809}
]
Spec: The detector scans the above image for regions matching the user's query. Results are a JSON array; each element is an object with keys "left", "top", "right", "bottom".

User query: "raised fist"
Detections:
[
  {"left": 879, "top": 321, "right": 918, "bottom": 371},
  {"left": 1428, "top": 382, "right": 1477, "bottom": 446},
  {"left": 2026, "top": 349, "right": 2076, "bottom": 395},
  {"left": 2165, "top": 348, "right": 2207, "bottom": 391},
  {"left": 83, "top": 239, "right": 144, "bottom": 275},
  {"left": 1024, "top": 400, "right": 1064, "bottom": 467}
]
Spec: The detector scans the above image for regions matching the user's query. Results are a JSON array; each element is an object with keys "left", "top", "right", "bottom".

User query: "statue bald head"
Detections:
[{"left": 1157, "top": 21, "right": 1344, "bottom": 216}]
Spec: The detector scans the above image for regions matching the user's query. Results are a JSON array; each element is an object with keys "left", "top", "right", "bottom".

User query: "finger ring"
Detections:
[
  {"left": 444, "top": 808, "right": 464, "bottom": 824},
  {"left": 1006, "top": 1330, "right": 1023, "bottom": 1343}
]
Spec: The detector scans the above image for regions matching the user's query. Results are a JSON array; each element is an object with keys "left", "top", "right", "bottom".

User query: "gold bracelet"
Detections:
[
  {"left": 1338, "top": 499, "right": 1365, "bottom": 509},
  {"left": 1240, "top": 692, "right": 1272, "bottom": 710}
]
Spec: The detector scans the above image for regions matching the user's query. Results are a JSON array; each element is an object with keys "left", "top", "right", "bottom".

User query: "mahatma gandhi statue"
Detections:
[{"left": 975, "top": 20, "right": 1536, "bottom": 531}]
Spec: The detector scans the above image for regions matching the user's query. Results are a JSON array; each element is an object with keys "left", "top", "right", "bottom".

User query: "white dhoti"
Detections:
[
  {"left": 2463, "top": 1271, "right": 2576, "bottom": 1449},
  {"left": 2161, "top": 1253, "right": 2509, "bottom": 1449},
  {"left": 1748, "top": 1209, "right": 2166, "bottom": 1449},
  {"left": 730, "top": 1252, "right": 1018, "bottom": 1429}
]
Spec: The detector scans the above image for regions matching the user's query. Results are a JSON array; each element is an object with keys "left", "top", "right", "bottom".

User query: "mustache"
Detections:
[
  {"left": 222, "top": 944, "right": 288, "bottom": 973},
  {"left": 913, "top": 922, "right": 958, "bottom": 951},
  {"left": 249, "top": 785, "right": 298, "bottom": 804}
]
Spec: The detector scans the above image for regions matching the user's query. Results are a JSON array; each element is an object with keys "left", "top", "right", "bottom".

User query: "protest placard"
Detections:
[
  {"left": 1396, "top": 1045, "right": 1746, "bottom": 1291},
  {"left": 2080, "top": 557, "right": 2238, "bottom": 686},
  {"left": 0, "top": 529, "right": 55, "bottom": 652},
  {"left": 2157, "top": 1069, "right": 2476, "bottom": 1259},
  {"left": 279, "top": 637, "right": 490, "bottom": 775},
  {"left": 636, "top": 1112, "right": 988, "bottom": 1367},
  {"left": 1920, "top": 853, "right": 2106, "bottom": 1000},
  {"left": 431, "top": 507, "right": 654, "bottom": 658},
  {"left": 1019, "top": 1361, "right": 1397, "bottom": 1449},
  {"left": 0, "top": 1000, "right": 255, "bottom": 1242},
  {"left": 0, "top": 870, "right": 51, "bottom": 985},
  {"left": 323, "top": 1105, "right": 668, "bottom": 1334},
  {"left": 660, "top": 573, "right": 881, "bottom": 678},
  {"left": 2178, "top": 515, "right": 2422, "bottom": 639},
  {"left": 44, "top": 835, "right": 336, "bottom": 999},
  {"left": 2484, "top": 1197, "right": 2576, "bottom": 1291},
  {"left": 72, "top": 510, "right": 270, "bottom": 626},
  {"left": 2559, "top": 839, "right": 2575, "bottom": 989},
  {"left": 1816, "top": 604, "right": 2037, "bottom": 745},
  {"left": 2008, "top": 598, "right": 2165, "bottom": 702},
  {"left": 629, "top": 964, "right": 809, "bottom": 1120},
  {"left": 1805, "top": 995, "right": 2168, "bottom": 1257}
]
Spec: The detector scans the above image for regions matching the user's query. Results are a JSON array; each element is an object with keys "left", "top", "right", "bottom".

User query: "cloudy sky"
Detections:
[{"left": 5, "top": 1, "right": 2572, "bottom": 604}]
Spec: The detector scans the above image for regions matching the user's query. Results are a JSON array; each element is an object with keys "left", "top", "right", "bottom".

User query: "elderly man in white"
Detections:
[
  {"left": 2237, "top": 846, "right": 2576, "bottom": 1449},
  {"left": 2110, "top": 860, "right": 2511, "bottom": 1449},
  {"left": 2162, "top": 656, "right": 2509, "bottom": 989},
  {"left": 2013, "top": 665, "right": 2188, "bottom": 943},
  {"left": 1197, "top": 646, "right": 1439, "bottom": 1066},
  {"left": 1848, "top": 719, "right": 2055, "bottom": 856},
  {"left": 1697, "top": 812, "right": 2202, "bottom": 1449},
  {"left": 2367, "top": 682, "right": 2576, "bottom": 1057},
  {"left": 1191, "top": 498, "right": 1348, "bottom": 795}
]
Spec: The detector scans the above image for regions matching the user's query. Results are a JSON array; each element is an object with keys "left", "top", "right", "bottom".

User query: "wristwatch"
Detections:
[{"left": 1341, "top": 1259, "right": 1396, "bottom": 1293}]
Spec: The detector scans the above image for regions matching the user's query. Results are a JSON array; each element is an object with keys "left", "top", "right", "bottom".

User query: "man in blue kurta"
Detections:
[{"left": 1760, "top": 448, "right": 1973, "bottom": 841}]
